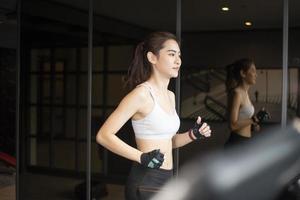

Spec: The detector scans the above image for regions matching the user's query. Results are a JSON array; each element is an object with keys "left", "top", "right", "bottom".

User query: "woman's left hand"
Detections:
[{"left": 191, "top": 116, "right": 212, "bottom": 139}]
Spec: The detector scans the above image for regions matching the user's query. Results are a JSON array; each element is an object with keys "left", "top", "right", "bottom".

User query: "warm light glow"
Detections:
[
  {"left": 244, "top": 21, "right": 252, "bottom": 26},
  {"left": 221, "top": 7, "right": 230, "bottom": 11}
]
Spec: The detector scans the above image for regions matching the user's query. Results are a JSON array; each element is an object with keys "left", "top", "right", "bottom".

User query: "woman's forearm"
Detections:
[
  {"left": 172, "top": 131, "right": 194, "bottom": 148},
  {"left": 97, "top": 132, "right": 142, "bottom": 163},
  {"left": 230, "top": 118, "right": 253, "bottom": 131}
]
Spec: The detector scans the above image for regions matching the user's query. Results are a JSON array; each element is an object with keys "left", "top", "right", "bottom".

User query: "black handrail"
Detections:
[
  {"left": 182, "top": 68, "right": 227, "bottom": 94},
  {"left": 204, "top": 95, "right": 227, "bottom": 121},
  {"left": 183, "top": 70, "right": 209, "bottom": 93},
  {"left": 210, "top": 69, "right": 226, "bottom": 82},
  {"left": 186, "top": 77, "right": 210, "bottom": 92}
]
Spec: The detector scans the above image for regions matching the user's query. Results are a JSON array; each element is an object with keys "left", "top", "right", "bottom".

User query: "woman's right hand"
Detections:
[
  {"left": 252, "top": 123, "right": 260, "bottom": 132},
  {"left": 251, "top": 115, "right": 260, "bottom": 132},
  {"left": 140, "top": 149, "right": 164, "bottom": 169}
]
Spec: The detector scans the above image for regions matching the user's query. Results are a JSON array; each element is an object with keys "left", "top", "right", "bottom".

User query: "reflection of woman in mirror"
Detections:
[
  {"left": 96, "top": 32, "right": 212, "bottom": 199},
  {"left": 225, "top": 58, "right": 259, "bottom": 146}
]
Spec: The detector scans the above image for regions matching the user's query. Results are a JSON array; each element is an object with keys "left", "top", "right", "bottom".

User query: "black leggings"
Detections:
[
  {"left": 225, "top": 132, "right": 251, "bottom": 146},
  {"left": 125, "top": 162, "right": 173, "bottom": 200}
]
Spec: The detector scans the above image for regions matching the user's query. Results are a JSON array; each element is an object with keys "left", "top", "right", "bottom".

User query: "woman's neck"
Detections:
[
  {"left": 147, "top": 76, "right": 170, "bottom": 92},
  {"left": 240, "top": 82, "right": 250, "bottom": 92}
]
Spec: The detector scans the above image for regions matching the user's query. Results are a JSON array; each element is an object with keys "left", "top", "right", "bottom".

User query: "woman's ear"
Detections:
[
  {"left": 240, "top": 70, "right": 246, "bottom": 78},
  {"left": 146, "top": 52, "right": 157, "bottom": 65}
]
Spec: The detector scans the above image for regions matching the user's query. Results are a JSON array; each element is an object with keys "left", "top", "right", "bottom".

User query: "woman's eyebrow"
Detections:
[{"left": 167, "top": 49, "right": 181, "bottom": 54}]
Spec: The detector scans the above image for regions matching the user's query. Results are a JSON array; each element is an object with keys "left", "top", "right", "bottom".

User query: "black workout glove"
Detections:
[
  {"left": 251, "top": 115, "right": 260, "bottom": 124},
  {"left": 190, "top": 121, "right": 205, "bottom": 140},
  {"left": 140, "top": 149, "right": 164, "bottom": 169}
]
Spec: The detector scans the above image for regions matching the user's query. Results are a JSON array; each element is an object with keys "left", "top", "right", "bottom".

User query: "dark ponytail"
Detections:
[
  {"left": 125, "top": 41, "right": 152, "bottom": 89},
  {"left": 125, "top": 32, "right": 179, "bottom": 89},
  {"left": 225, "top": 63, "right": 238, "bottom": 93}
]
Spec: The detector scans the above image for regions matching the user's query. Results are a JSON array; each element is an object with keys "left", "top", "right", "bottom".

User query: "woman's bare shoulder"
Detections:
[
  {"left": 230, "top": 88, "right": 243, "bottom": 103},
  {"left": 233, "top": 88, "right": 243, "bottom": 96},
  {"left": 127, "top": 84, "right": 151, "bottom": 103}
]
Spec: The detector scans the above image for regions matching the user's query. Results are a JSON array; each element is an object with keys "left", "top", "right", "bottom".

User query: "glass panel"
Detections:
[
  {"left": 65, "top": 74, "right": 77, "bottom": 105},
  {"left": 92, "top": 108, "right": 102, "bottom": 138},
  {"left": 54, "top": 74, "right": 64, "bottom": 104},
  {"left": 80, "top": 47, "right": 88, "bottom": 71},
  {"left": 29, "top": 138, "right": 49, "bottom": 167},
  {"left": 54, "top": 140, "right": 75, "bottom": 170},
  {"left": 289, "top": 0, "right": 300, "bottom": 121},
  {"left": 283, "top": 1, "right": 300, "bottom": 197},
  {"left": 92, "top": 74, "right": 103, "bottom": 106},
  {"left": 41, "top": 107, "right": 51, "bottom": 136},
  {"left": 78, "top": 108, "right": 87, "bottom": 139},
  {"left": 0, "top": 12, "right": 17, "bottom": 199},
  {"left": 93, "top": 47, "right": 104, "bottom": 71},
  {"left": 53, "top": 108, "right": 64, "bottom": 137},
  {"left": 30, "top": 75, "right": 38, "bottom": 103},
  {"left": 21, "top": 0, "right": 89, "bottom": 198},
  {"left": 91, "top": 142, "right": 102, "bottom": 173},
  {"left": 30, "top": 49, "right": 50, "bottom": 71},
  {"left": 288, "top": 68, "right": 298, "bottom": 119},
  {"left": 251, "top": 69, "right": 283, "bottom": 123},
  {"left": 79, "top": 74, "right": 87, "bottom": 105},
  {"left": 55, "top": 61, "right": 64, "bottom": 72},
  {"left": 29, "top": 138, "right": 37, "bottom": 165},
  {"left": 54, "top": 48, "right": 77, "bottom": 71},
  {"left": 42, "top": 61, "right": 51, "bottom": 72},
  {"left": 29, "top": 106, "right": 38, "bottom": 136},
  {"left": 66, "top": 108, "right": 76, "bottom": 138},
  {"left": 181, "top": 1, "right": 283, "bottom": 165},
  {"left": 107, "top": 74, "right": 129, "bottom": 106},
  {"left": 41, "top": 74, "right": 51, "bottom": 104},
  {"left": 78, "top": 142, "right": 87, "bottom": 171},
  {"left": 107, "top": 45, "right": 134, "bottom": 71}
]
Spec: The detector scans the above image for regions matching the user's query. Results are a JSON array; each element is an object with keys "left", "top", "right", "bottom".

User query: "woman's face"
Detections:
[
  {"left": 151, "top": 39, "right": 181, "bottom": 78},
  {"left": 243, "top": 64, "right": 257, "bottom": 85}
]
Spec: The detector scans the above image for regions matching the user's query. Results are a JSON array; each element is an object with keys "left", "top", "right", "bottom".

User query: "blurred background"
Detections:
[{"left": 0, "top": 0, "right": 300, "bottom": 199}]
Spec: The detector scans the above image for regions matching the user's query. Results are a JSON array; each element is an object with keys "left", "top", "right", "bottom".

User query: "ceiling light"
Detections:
[
  {"left": 244, "top": 21, "right": 252, "bottom": 27},
  {"left": 221, "top": 7, "right": 230, "bottom": 11}
]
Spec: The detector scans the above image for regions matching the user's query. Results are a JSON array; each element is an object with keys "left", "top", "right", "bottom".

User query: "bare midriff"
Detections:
[
  {"left": 136, "top": 138, "right": 173, "bottom": 170},
  {"left": 235, "top": 125, "right": 251, "bottom": 138}
]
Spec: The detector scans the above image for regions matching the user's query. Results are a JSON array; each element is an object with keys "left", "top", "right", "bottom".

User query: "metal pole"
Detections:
[
  {"left": 86, "top": 0, "right": 93, "bottom": 199},
  {"left": 16, "top": 0, "right": 21, "bottom": 199},
  {"left": 174, "top": 0, "right": 181, "bottom": 177},
  {"left": 281, "top": 0, "right": 289, "bottom": 128}
]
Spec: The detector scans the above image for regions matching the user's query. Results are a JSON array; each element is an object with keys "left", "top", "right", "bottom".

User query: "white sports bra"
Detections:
[
  {"left": 238, "top": 104, "right": 255, "bottom": 120},
  {"left": 131, "top": 83, "right": 180, "bottom": 140}
]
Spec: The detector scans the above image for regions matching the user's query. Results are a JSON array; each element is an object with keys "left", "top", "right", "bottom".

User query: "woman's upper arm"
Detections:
[
  {"left": 99, "top": 87, "right": 146, "bottom": 136},
  {"left": 230, "top": 91, "right": 241, "bottom": 125}
]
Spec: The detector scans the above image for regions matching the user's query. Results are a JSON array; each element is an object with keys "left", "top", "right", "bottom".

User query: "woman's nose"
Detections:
[{"left": 176, "top": 56, "right": 181, "bottom": 64}]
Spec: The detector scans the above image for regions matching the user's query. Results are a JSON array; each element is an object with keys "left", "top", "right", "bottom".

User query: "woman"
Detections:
[
  {"left": 96, "top": 31, "right": 212, "bottom": 200},
  {"left": 225, "top": 58, "right": 259, "bottom": 146}
]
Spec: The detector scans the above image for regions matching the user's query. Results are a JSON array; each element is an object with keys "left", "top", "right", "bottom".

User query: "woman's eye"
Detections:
[{"left": 169, "top": 53, "right": 175, "bottom": 56}]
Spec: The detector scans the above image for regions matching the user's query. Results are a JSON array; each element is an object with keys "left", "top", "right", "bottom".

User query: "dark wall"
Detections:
[
  {"left": 0, "top": 24, "right": 18, "bottom": 49},
  {"left": 0, "top": 48, "right": 16, "bottom": 155},
  {"left": 182, "top": 29, "right": 300, "bottom": 69}
]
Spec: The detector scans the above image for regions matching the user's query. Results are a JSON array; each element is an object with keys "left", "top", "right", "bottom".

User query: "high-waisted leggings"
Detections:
[
  {"left": 125, "top": 162, "right": 173, "bottom": 200},
  {"left": 225, "top": 132, "right": 251, "bottom": 146}
]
